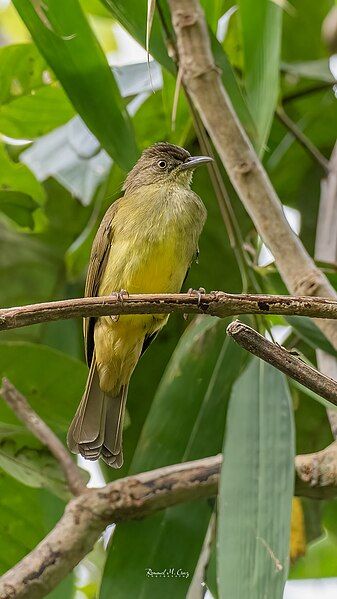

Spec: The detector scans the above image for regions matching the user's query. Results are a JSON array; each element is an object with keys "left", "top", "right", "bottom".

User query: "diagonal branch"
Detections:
[
  {"left": 227, "top": 320, "right": 337, "bottom": 405},
  {"left": 3, "top": 292, "right": 337, "bottom": 331},
  {"left": 0, "top": 378, "right": 86, "bottom": 497}
]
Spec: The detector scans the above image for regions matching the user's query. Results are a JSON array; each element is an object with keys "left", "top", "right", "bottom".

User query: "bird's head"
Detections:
[{"left": 123, "top": 142, "right": 212, "bottom": 194}]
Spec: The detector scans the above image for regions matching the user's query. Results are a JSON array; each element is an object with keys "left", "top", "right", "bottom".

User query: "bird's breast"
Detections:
[{"left": 99, "top": 185, "right": 206, "bottom": 296}]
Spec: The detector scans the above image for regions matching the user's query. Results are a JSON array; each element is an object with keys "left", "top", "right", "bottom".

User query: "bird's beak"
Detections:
[{"left": 179, "top": 155, "right": 213, "bottom": 170}]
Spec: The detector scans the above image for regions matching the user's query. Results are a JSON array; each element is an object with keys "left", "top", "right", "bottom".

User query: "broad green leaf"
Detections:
[
  {"left": 0, "top": 43, "right": 47, "bottom": 105},
  {"left": 0, "top": 342, "right": 87, "bottom": 435},
  {"left": 0, "top": 181, "right": 89, "bottom": 348},
  {"left": 200, "top": 0, "right": 226, "bottom": 32},
  {"left": 100, "top": 316, "right": 247, "bottom": 599},
  {"left": 0, "top": 220, "right": 61, "bottom": 336},
  {"left": 0, "top": 192, "right": 36, "bottom": 229},
  {"left": 101, "top": 0, "right": 255, "bottom": 135},
  {"left": 282, "top": 0, "right": 333, "bottom": 62},
  {"left": 0, "top": 472, "right": 47, "bottom": 574},
  {"left": 0, "top": 472, "right": 75, "bottom": 595},
  {"left": 218, "top": 359, "right": 295, "bottom": 599},
  {"left": 13, "top": 0, "right": 138, "bottom": 170},
  {"left": 0, "top": 86, "right": 75, "bottom": 139},
  {"left": 101, "top": 0, "right": 173, "bottom": 72},
  {"left": 239, "top": 0, "right": 282, "bottom": 152},
  {"left": 286, "top": 316, "right": 337, "bottom": 358},
  {"left": 0, "top": 43, "right": 74, "bottom": 138},
  {"left": 290, "top": 532, "right": 337, "bottom": 579},
  {"left": 210, "top": 32, "right": 256, "bottom": 140},
  {"left": 0, "top": 423, "right": 68, "bottom": 498},
  {"left": 0, "top": 423, "right": 88, "bottom": 498},
  {"left": 0, "top": 143, "right": 45, "bottom": 204},
  {"left": 81, "top": 0, "right": 112, "bottom": 18},
  {"left": 0, "top": 472, "right": 66, "bottom": 569}
]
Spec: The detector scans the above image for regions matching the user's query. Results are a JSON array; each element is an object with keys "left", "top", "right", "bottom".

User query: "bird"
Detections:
[{"left": 67, "top": 142, "right": 211, "bottom": 468}]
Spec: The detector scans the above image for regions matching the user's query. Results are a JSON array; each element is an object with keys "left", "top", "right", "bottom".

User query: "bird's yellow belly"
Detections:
[
  {"left": 98, "top": 232, "right": 190, "bottom": 347},
  {"left": 99, "top": 234, "right": 189, "bottom": 296},
  {"left": 95, "top": 233, "right": 191, "bottom": 392}
]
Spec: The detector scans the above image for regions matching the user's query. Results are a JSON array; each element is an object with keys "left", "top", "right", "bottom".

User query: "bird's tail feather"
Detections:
[{"left": 67, "top": 358, "right": 127, "bottom": 468}]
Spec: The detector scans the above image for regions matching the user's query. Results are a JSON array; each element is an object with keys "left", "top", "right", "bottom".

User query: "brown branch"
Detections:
[
  {"left": 227, "top": 321, "right": 337, "bottom": 405},
  {"left": 0, "top": 455, "right": 220, "bottom": 599},
  {"left": 3, "top": 292, "right": 337, "bottom": 331},
  {"left": 0, "top": 379, "right": 86, "bottom": 497},
  {"left": 167, "top": 0, "right": 337, "bottom": 353},
  {"left": 295, "top": 441, "right": 337, "bottom": 498},
  {"left": 0, "top": 449, "right": 336, "bottom": 599}
]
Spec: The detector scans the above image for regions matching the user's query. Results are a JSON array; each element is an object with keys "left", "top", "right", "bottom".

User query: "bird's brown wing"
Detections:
[{"left": 84, "top": 199, "right": 121, "bottom": 366}]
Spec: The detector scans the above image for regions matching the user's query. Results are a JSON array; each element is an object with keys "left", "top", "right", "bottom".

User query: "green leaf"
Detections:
[
  {"left": 282, "top": 0, "right": 333, "bottom": 62},
  {"left": 286, "top": 316, "right": 337, "bottom": 357},
  {"left": 0, "top": 43, "right": 47, "bottom": 105},
  {"left": 0, "top": 180, "right": 89, "bottom": 349},
  {"left": 290, "top": 527, "right": 337, "bottom": 579},
  {"left": 218, "top": 359, "right": 295, "bottom": 599},
  {"left": 239, "top": 0, "right": 282, "bottom": 152},
  {"left": 0, "top": 472, "right": 75, "bottom": 595},
  {"left": 13, "top": 0, "right": 138, "bottom": 170},
  {"left": 0, "top": 423, "right": 88, "bottom": 498},
  {"left": 102, "top": 0, "right": 255, "bottom": 135},
  {"left": 0, "top": 471, "right": 68, "bottom": 572},
  {"left": 0, "top": 342, "right": 87, "bottom": 434},
  {"left": 0, "top": 86, "right": 75, "bottom": 139},
  {"left": 0, "top": 143, "right": 45, "bottom": 204},
  {"left": 210, "top": 33, "right": 255, "bottom": 139},
  {"left": 200, "top": 0, "right": 226, "bottom": 32},
  {"left": 0, "top": 192, "right": 36, "bottom": 229},
  {"left": 101, "top": 0, "right": 173, "bottom": 72},
  {"left": 100, "top": 316, "right": 247, "bottom": 599},
  {"left": 0, "top": 43, "right": 74, "bottom": 138}
]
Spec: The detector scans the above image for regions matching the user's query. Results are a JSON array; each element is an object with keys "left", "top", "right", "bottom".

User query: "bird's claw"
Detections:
[
  {"left": 110, "top": 289, "right": 129, "bottom": 323},
  {"left": 117, "top": 289, "right": 129, "bottom": 304},
  {"left": 188, "top": 287, "right": 206, "bottom": 307},
  {"left": 183, "top": 287, "right": 206, "bottom": 320}
]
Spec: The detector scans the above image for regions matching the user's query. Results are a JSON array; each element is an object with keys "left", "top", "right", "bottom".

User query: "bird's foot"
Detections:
[
  {"left": 110, "top": 289, "right": 129, "bottom": 322},
  {"left": 183, "top": 287, "right": 206, "bottom": 320},
  {"left": 117, "top": 289, "right": 129, "bottom": 304},
  {"left": 188, "top": 286, "right": 206, "bottom": 306}
]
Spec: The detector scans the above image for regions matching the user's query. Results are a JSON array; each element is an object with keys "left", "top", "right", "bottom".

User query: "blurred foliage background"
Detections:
[{"left": 0, "top": 0, "right": 337, "bottom": 597}]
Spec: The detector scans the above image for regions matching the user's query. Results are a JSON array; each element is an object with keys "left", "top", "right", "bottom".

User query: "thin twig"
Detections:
[
  {"left": 3, "top": 293, "right": 337, "bottom": 331},
  {"left": 276, "top": 107, "right": 330, "bottom": 173},
  {"left": 227, "top": 321, "right": 337, "bottom": 405},
  {"left": 0, "top": 378, "right": 86, "bottom": 496}
]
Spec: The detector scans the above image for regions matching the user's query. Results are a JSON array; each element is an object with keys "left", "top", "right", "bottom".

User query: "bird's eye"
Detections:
[{"left": 158, "top": 160, "right": 167, "bottom": 169}]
